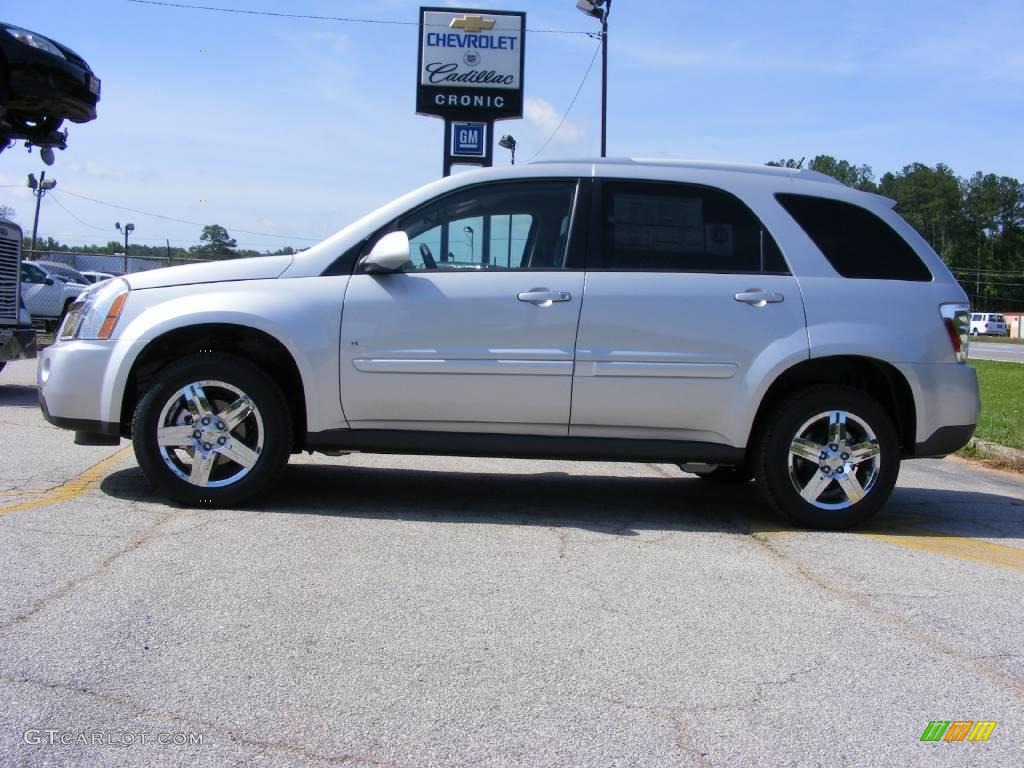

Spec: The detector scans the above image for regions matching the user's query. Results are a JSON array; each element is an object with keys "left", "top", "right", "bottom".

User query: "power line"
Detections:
[
  {"left": 950, "top": 267, "right": 1024, "bottom": 276},
  {"left": 529, "top": 41, "right": 601, "bottom": 162},
  {"left": 54, "top": 189, "right": 319, "bottom": 241},
  {"left": 47, "top": 193, "right": 110, "bottom": 231},
  {"left": 126, "top": 0, "right": 591, "bottom": 34}
]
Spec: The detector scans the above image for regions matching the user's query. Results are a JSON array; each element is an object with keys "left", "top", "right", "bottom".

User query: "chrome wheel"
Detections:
[
  {"left": 156, "top": 379, "right": 264, "bottom": 488},
  {"left": 787, "top": 410, "right": 881, "bottom": 510}
]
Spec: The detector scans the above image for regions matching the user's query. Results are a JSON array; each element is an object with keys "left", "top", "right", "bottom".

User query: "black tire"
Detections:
[
  {"left": 0, "top": 361, "right": 6, "bottom": 374},
  {"left": 132, "top": 353, "right": 291, "bottom": 507},
  {"left": 753, "top": 385, "right": 899, "bottom": 530},
  {"left": 58, "top": 299, "right": 75, "bottom": 328},
  {"left": 690, "top": 465, "right": 752, "bottom": 484}
]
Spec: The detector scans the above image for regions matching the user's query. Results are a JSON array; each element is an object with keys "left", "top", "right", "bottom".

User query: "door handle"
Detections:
[
  {"left": 518, "top": 289, "right": 572, "bottom": 305},
  {"left": 734, "top": 289, "right": 784, "bottom": 306}
]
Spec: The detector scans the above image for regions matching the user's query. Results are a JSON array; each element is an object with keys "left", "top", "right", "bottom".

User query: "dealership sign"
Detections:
[{"left": 417, "top": 7, "right": 526, "bottom": 121}]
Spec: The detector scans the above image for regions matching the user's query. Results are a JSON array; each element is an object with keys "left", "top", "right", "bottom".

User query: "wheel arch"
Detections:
[
  {"left": 120, "top": 324, "right": 307, "bottom": 448},
  {"left": 749, "top": 355, "right": 916, "bottom": 458}
]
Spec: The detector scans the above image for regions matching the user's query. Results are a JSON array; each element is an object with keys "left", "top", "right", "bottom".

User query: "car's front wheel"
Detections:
[
  {"left": 753, "top": 386, "right": 899, "bottom": 529},
  {"left": 132, "top": 353, "right": 291, "bottom": 507}
]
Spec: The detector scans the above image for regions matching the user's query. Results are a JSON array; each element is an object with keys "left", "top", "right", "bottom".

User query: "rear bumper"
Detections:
[
  {"left": 913, "top": 424, "right": 975, "bottom": 458},
  {"left": 3, "top": 43, "right": 99, "bottom": 123},
  {"left": 896, "top": 362, "right": 979, "bottom": 458},
  {"left": 0, "top": 327, "right": 37, "bottom": 362}
]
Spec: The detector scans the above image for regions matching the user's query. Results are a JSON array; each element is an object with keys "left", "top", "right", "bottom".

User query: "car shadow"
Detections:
[
  {"left": 99, "top": 461, "right": 1024, "bottom": 540},
  {"left": 0, "top": 384, "right": 39, "bottom": 408}
]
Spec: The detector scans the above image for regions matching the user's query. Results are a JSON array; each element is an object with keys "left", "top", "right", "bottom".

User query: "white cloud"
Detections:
[
  {"left": 524, "top": 96, "right": 584, "bottom": 145},
  {"left": 64, "top": 160, "right": 125, "bottom": 180}
]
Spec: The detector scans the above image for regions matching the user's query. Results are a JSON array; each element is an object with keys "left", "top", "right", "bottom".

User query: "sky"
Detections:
[{"left": 1, "top": 0, "right": 1022, "bottom": 252}]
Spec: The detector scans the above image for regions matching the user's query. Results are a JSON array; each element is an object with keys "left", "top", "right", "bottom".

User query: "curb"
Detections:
[{"left": 963, "top": 438, "right": 1024, "bottom": 470}]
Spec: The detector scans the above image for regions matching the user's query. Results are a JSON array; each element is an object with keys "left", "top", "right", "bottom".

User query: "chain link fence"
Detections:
[{"left": 19, "top": 250, "right": 215, "bottom": 334}]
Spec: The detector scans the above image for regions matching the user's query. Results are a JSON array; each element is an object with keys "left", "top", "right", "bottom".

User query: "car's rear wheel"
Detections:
[
  {"left": 753, "top": 386, "right": 899, "bottom": 529},
  {"left": 132, "top": 353, "right": 291, "bottom": 507}
]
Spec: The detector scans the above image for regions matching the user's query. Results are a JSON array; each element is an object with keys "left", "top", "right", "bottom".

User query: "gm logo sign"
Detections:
[{"left": 451, "top": 122, "right": 486, "bottom": 157}]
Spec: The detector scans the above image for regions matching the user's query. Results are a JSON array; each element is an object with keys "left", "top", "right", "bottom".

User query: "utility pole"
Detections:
[
  {"left": 116, "top": 221, "right": 134, "bottom": 273},
  {"left": 601, "top": 1, "right": 609, "bottom": 158},
  {"left": 576, "top": 0, "right": 612, "bottom": 157},
  {"left": 26, "top": 171, "right": 57, "bottom": 256}
]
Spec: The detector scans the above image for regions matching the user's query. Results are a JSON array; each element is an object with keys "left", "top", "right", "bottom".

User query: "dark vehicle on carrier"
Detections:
[{"left": 0, "top": 22, "right": 100, "bottom": 161}]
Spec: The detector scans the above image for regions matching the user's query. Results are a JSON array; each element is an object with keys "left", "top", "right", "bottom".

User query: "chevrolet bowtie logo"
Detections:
[{"left": 450, "top": 15, "right": 495, "bottom": 33}]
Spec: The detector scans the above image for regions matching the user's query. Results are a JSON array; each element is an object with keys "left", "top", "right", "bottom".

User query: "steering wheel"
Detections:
[{"left": 419, "top": 243, "right": 437, "bottom": 270}]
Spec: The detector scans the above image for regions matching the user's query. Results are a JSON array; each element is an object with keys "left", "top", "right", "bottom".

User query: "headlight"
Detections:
[
  {"left": 4, "top": 27, "right": 66, "bottom": 59},
  {"left": 59, "top": 278, "right": 130, "bottom": 341}
]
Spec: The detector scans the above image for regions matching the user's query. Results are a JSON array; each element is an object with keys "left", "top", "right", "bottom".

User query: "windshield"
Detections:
[{"left": 39, "top": 263, "right": 89, "bottom": 283}]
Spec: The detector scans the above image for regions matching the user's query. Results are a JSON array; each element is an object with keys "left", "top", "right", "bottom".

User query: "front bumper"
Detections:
[
  {"left": 38, "top": 339, "right": 124, "bottom": 444},
  {"left": 0, "top": 327, "right": 37, "bottom": 362}
]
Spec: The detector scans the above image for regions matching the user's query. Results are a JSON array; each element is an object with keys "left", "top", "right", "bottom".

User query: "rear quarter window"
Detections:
[{"left": 776, "top": 193, "right": 932, "bottom": 281}]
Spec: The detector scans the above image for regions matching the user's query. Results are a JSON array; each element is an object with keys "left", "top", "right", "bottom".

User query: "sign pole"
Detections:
[{"left": 443, "top": 120, "right": 453, "bottom": 177}]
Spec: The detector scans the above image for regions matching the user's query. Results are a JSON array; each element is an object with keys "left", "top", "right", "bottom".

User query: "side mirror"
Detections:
[
  {"left": 363, "top": 231, "right": 410, "bottom": 274},
  {"left": 44, "top": 277, "right": 54, "bottom": 286}
]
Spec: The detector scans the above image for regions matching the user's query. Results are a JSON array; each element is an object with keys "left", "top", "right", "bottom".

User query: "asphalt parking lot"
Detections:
[
  {"left": 1, "top": 358, "right": 1022, "bottom": 767},
  {"left": 969, "top": 341, "right": 1024, "bottom": 364}
]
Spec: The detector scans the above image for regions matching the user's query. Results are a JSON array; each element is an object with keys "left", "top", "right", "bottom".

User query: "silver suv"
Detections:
[{"left": 38, "top": 160, "right": 979, "bottom": 529}]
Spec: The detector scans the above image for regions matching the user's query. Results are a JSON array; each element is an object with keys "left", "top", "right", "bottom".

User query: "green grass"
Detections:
[{"left": 970, "top": 359, "right": 1024, "bottom": 449}]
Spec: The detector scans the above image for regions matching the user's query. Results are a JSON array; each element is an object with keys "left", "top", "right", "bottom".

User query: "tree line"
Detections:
[
  {"left": 768, "top": 156, "right": 1024, "bottom": 311},
  {"left": 20, "top": 223, "right": 300, "bottom": 261}
]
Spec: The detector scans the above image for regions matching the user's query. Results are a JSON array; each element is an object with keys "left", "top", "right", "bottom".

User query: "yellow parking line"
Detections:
[
  {"left": 748, "top": 513, "right": 1024, "bottom": 575},
  {"left": 863, "top": 527, "right": 1024, "bottom": 575},
  {"left": 0, "top": 446, "right": 134, "bottom": 516}
]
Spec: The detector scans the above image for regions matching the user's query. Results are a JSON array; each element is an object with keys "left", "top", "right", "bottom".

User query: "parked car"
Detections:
[
  {"left": 19, "top": 261, "right": 85, "bottom": 325},
  {"left": 38, "top": 160, "right": 979, "bottom": 529},
  {"left": 0, "top": 22, "right": 100, "bottom": 157},
  {"left": 31, "top": 260, "right": 89, "bottom": 286},
  {"left": 968, "top": 312, "right": 1008, "bottom": 337},
  {"left": 81, "top": 270, "right": 116, "bottom": 284}
]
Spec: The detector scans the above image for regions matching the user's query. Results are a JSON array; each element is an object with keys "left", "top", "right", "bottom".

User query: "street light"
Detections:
[
  {"left": 115, "top": 221, "right": 135, "bottom": 272},
  {"left": 26, "top": 171, "right": 57, "bottom": 255},
  {"left": 575, "top": 0, "right": 611, "bottom": 157},
  {"left": 497, "top": 137, "right": 517, "bottom": 265},
  {"left": 498, "top": 134, "right": 517, "bottom": 165},
  {"left": 463, "top": 225, "right": 474, "bottom": 261}
]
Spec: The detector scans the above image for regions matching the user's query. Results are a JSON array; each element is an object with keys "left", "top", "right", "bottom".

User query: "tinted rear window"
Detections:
[
  {"left": 776, "top": 193, "right": 931, "bottom": 281},
  {"left": 599, "top": 181, "right": 789, "bottom": 273}
]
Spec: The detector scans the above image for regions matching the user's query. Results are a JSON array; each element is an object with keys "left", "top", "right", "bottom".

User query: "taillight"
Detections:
[{"left": 940, "top": 303, "right": 969, "bottom": 363}]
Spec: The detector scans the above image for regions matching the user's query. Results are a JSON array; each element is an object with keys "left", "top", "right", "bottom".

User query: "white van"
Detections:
[{"left": 969, "top": 313, "right": 1008, "bottom": 336}]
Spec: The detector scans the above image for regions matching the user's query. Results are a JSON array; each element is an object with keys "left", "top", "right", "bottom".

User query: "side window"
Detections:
[
  {"left": 597, "top": 181, "right": 788, "bottom": 273},
  {"left": 776, "top": 193, "right": 932, "bottom": 281},
  {"left": 21, "top": 263, "right": 47, "bottom": 284},
  {"left": 394, "top": 180, "right": 577, "bottom": 272}
]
